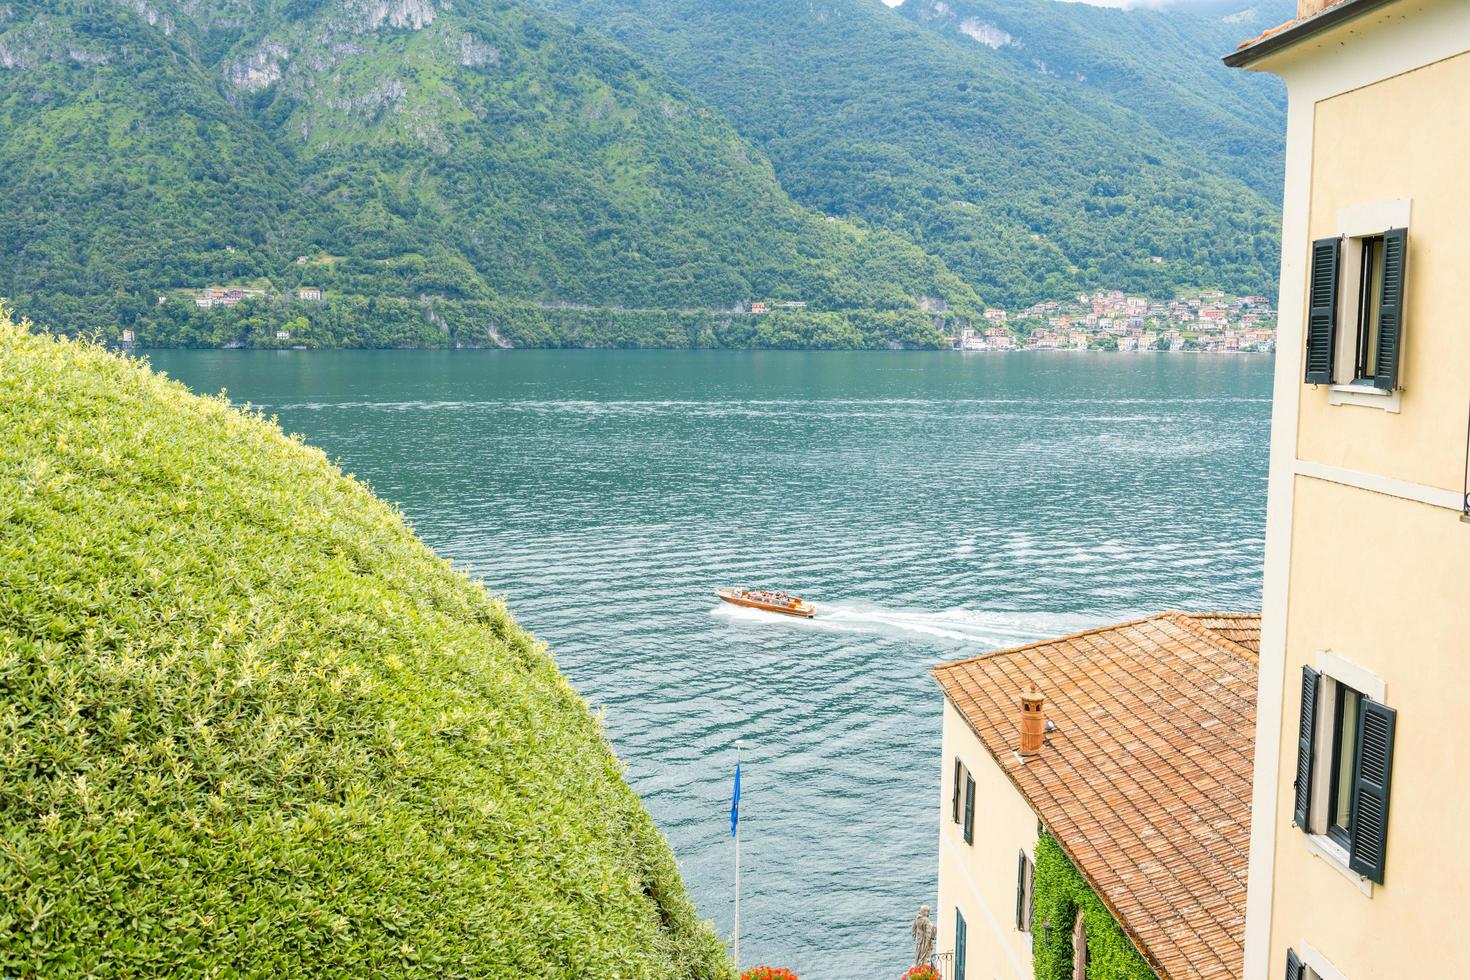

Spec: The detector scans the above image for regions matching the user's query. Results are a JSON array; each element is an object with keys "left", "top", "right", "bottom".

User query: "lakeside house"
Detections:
[
  {"left": 932, "top": 613, "right": 1260, "bottom": 980},
  {"left": 297, "top": 287, "right": 323, "bottom": 301},
  {"left": 1226, "top": 1, "right": 1470, "bottom": 977},
  {"left": 194, "top": 286, "right": 265, "bottom": 309}
]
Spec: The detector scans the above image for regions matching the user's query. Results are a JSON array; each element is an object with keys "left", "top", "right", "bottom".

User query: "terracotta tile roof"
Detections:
[
  {"left": 1184, "top": 613, "right": 1260, "bottom": 655},
  {"left": 933, "top": 612, "right": 1259, "bottom": 980},
  {"left": 1234, "top": 0, "right": 1381, "bottom": 58}
]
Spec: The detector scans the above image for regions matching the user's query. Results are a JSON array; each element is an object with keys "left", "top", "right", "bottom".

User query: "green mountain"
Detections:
[
  {"left": 525, "top": 0, "right": 1289, "bottom": 306},
  {"left": 0, "top": 0, "right": 977, "bottom": 348},
  {"left": 898, "top": 0, "right": 1292, "bottom": 198},
  {"left": 0, "top": 314, "right": 733, "bottom": 976}
]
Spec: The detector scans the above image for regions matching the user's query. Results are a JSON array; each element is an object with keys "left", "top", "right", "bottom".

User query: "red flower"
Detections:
[
  {"left": 739, "top": 968, "right": 799, "bottom": 980},
  {"left": 901, "top": 967, "right": 942, "bottom": 980}
]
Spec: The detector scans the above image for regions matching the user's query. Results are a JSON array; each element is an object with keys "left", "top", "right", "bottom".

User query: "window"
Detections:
[
  {"left": 962, "top": 770, "right": 975, "bottom": 845},
  {"left": 1304, "top": 227, "right": 1407, "bottom": 390},
  {"left": 952, "top": 757, "right": 963, "bottom": 824},
  {"left": 1015, "top": 850, "right": 1034, "bottom": 932},
  {"left": 1353, "top": 235, "right": 1385, "bottom": 381},
  {"left": 1326, "top": 684, "right": 1361, "bottom": 850},
  {"left": 954, "top": 908, "right": 967, "bottom": 980},
  {"left": 1293, "top": 666, "right": 1397, "bottom": 884}
]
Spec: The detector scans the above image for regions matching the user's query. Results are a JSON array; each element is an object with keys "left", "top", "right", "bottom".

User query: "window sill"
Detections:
[
  {"left": 1305, "top": 833, "right": 1374, "bottom": 897},
  {"left": 1327, "top": 383, "right": 1400, "bottom": 413}
]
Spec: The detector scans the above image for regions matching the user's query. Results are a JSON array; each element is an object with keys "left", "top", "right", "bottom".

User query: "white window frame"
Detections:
[
  {"left": 1325, "top": 198, "right": 1410, "bottom": 412},
  {"left": 1303, "top": 651, "right": 1386, "bottom": 896},
  {"left": 1298, "top": 943, "right": 1348, "bottom": 980}
]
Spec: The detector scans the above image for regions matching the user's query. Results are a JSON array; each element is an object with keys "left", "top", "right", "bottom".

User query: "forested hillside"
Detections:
[
  {"left": 899, "top": 0, "right": 1292, "bottom": 198},
  {"left": 528, "top": 0, "right": 1289, "bottom": 306},
  {"left": 0, "top": 0, "right": 977, "bottom": 348}
]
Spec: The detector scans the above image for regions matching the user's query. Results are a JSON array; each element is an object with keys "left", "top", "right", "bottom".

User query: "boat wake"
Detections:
[{"left": 711, "top": 601, "right": 1100, "bottom": 651}]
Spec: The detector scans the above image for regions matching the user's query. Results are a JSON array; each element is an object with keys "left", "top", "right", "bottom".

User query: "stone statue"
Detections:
[{"left": 911, "top": 905, "right": 937, "bottom": 966}]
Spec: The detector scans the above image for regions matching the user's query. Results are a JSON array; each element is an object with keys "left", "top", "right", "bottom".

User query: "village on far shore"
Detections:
[{"left": 948, "top": 288, "right": 1277, "bottom": 353}]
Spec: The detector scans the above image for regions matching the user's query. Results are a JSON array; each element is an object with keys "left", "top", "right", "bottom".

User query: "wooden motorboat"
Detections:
[{"left": 717, "top": 588, "right": 816, "bottom": 618}]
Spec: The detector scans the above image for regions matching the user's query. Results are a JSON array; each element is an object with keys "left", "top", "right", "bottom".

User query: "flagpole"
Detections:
[{"left": 734, "top": 739, "right": 742, "bottom": 975}]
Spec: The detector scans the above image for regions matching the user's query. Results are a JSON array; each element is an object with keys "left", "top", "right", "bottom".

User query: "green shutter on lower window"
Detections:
[
  {"left": 1348, "top": 699, "right": 1397, "bottom": 884},
  {"left": 955, "top": 908, "right": 968, "bottom": 980},
  {"left": 963, "top": 773, "right": 975, "bottom": 845},
  {"left": 1293, "top": 666, "right": 1319, "bottom": 832},
  {"left": 1372, "top": 227, "right": 1407, "bottom": 391},
  {"left": 1285, "top": 948, "right": 1303, "bottom": 980},
  {"left": 1015, "top": 851, "right": 1026, "bottom": 930},
  {"left": 1305, "top": 237, "right": 1340, "bottom": 384}
]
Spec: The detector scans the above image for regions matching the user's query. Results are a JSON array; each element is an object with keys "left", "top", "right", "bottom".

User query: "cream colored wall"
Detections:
[
  {"left": 936, "top": 697, "right": 1038, "bottom": 980},
  {"left": 1242, "top": 5, "right": 1470, "bottom": 975},
  {"left": 1297, "top": 49, "right": 1470, "bottom": 491},
  {"left": 1267, "top": 478, "right": 1470, "bottom": 976}
]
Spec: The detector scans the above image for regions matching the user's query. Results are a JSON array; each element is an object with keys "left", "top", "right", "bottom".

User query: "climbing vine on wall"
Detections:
[{"left": 1031, "top": 832, "right": 1156, "bottom": 980}]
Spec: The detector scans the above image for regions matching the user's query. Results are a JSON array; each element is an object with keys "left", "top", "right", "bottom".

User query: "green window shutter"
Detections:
[
  {"left": 1293, "top": 666, "right": 1320, "bottom": 832},
  {"left": 1372, "top": 227, "right": 1408, "bottom": 390},
  {"left": 955, "top": 908, "right": 968, "bottom": 980},
  {"left": 1348, "top": 699, "right": 1397, "bottom": 884},
  {"left": 1014, "top": 851, "right": 1025, "bottom": 930},
  {"left": 1305, "top": 237, "right": 1340, "bottom": 384},
  {"left": 963, "top": 773, "right": 976, "bottom": 845},
  {"left": 952, "top": 758, "right": 962, "bottom": 823},
  {"left": 1285, "top": 948, "right": 1303, "bottom": 980}
]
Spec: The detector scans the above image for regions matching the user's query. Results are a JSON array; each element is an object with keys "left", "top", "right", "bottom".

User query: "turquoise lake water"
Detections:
[{"left": 148, "top": 349, "right": 1272, "bottom": 978}]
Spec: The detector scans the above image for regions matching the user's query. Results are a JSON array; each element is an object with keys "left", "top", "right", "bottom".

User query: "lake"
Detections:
[{"left": 148, "top": 349, "right": 1272, "bottom": 978}]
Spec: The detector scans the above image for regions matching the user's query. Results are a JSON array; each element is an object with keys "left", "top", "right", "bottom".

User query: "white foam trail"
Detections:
[{"left": 711, "top": 601, "right": 1101, "bottom": 651}]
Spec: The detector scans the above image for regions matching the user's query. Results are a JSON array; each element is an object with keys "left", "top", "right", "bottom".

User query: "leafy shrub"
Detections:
[
  {"left": 1031, "top": 832, "right": 1155, "bottom": 980},
  {"left": 0, "top": 313, "right": 732, "bottom": 978},
  {"left": 902, "top": 966, "right": 942, "bottom": 980}
]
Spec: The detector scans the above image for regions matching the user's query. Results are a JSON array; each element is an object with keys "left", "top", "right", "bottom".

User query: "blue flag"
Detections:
[{"left": 730, "top": 762, "right": 741, "bottom": 838}]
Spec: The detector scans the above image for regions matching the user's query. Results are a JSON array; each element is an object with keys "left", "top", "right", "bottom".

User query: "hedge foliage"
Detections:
[
  {"left": 0, "top": 312, "right": 732, "bottom": 978},
  {"left": 1031, "top": 832, "right": 1155, "bottom": 980}
]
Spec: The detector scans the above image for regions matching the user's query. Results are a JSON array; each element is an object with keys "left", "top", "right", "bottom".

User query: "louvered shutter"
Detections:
[
  {"left": 1305, "top": 237, "right": 1340, "bottom": 384},
  {"left": 1015, "top": 851, "right": 1026, "bottom": 930},
  {"left": 1293, "top": 666, "right": 1320, "bottom": 832},
  {"left": 952, "top": 759, "right": 962, "bottom": 823},
  {"left": 963, "top": 773, "right": 976, "bottom": 844},
  {"left": 1285, "top": 948, "right": 1303, "bottom": 980},
  {"left": 1372, "top": 227, "right": 1407, "bottom": 390},
  {"left": 1348, "top": 699, "right": 1397, "bottom": 884},
  {"left": 955, "top": 909, "right": 968, "bottom": 980}
]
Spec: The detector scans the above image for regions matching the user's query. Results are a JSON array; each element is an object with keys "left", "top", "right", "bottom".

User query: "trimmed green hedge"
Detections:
[
  {"left": 1032, "top": 832, "right": 1155, "bottom": 980},
  {"left": 0, "top": 312, "right": 732, "bottom": 978}
]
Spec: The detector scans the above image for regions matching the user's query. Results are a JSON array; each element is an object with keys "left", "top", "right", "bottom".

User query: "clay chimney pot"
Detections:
[{"left": 1019, "top": 686, "right": 1046, "bottom": 756}]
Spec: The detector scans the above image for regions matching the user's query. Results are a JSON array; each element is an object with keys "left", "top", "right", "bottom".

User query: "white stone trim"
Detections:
[
  {"left": 1304, "top": 833, "right": 1375, "bottom": 898},
  {"left": 1295, "top": 459, "right": 1465, "bottom": 511},
  {"left": 1325, "top": 383, "right": 1400, "bottom": 412},
  {"left": 1300, "top": 942, "right": 1351, "bottom": 980},
  {"left": 1336, "top": 198, "right": 1411, "bottom": 238},
  {"left": 1241, "top": 55, "right": 1318, "bottom": 980},
  {"left": 939, "top": 831, "right": 1029, "bottom": 978},
  {"left": 1315, "top": 650, "right": 1387, "bottom": 703}
]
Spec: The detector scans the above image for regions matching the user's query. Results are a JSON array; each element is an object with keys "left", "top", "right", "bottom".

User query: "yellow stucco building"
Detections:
[
  {"left": 932, "top": 613, "right": 1260, "bottom": 980},
  {"left": 1226, "top": 1, "right": 1470, "bottom": 977}
]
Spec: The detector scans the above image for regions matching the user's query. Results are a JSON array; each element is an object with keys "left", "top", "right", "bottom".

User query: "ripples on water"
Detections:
[{"left": 151, "top": 350, "right": 1272, "bottom": 979}]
